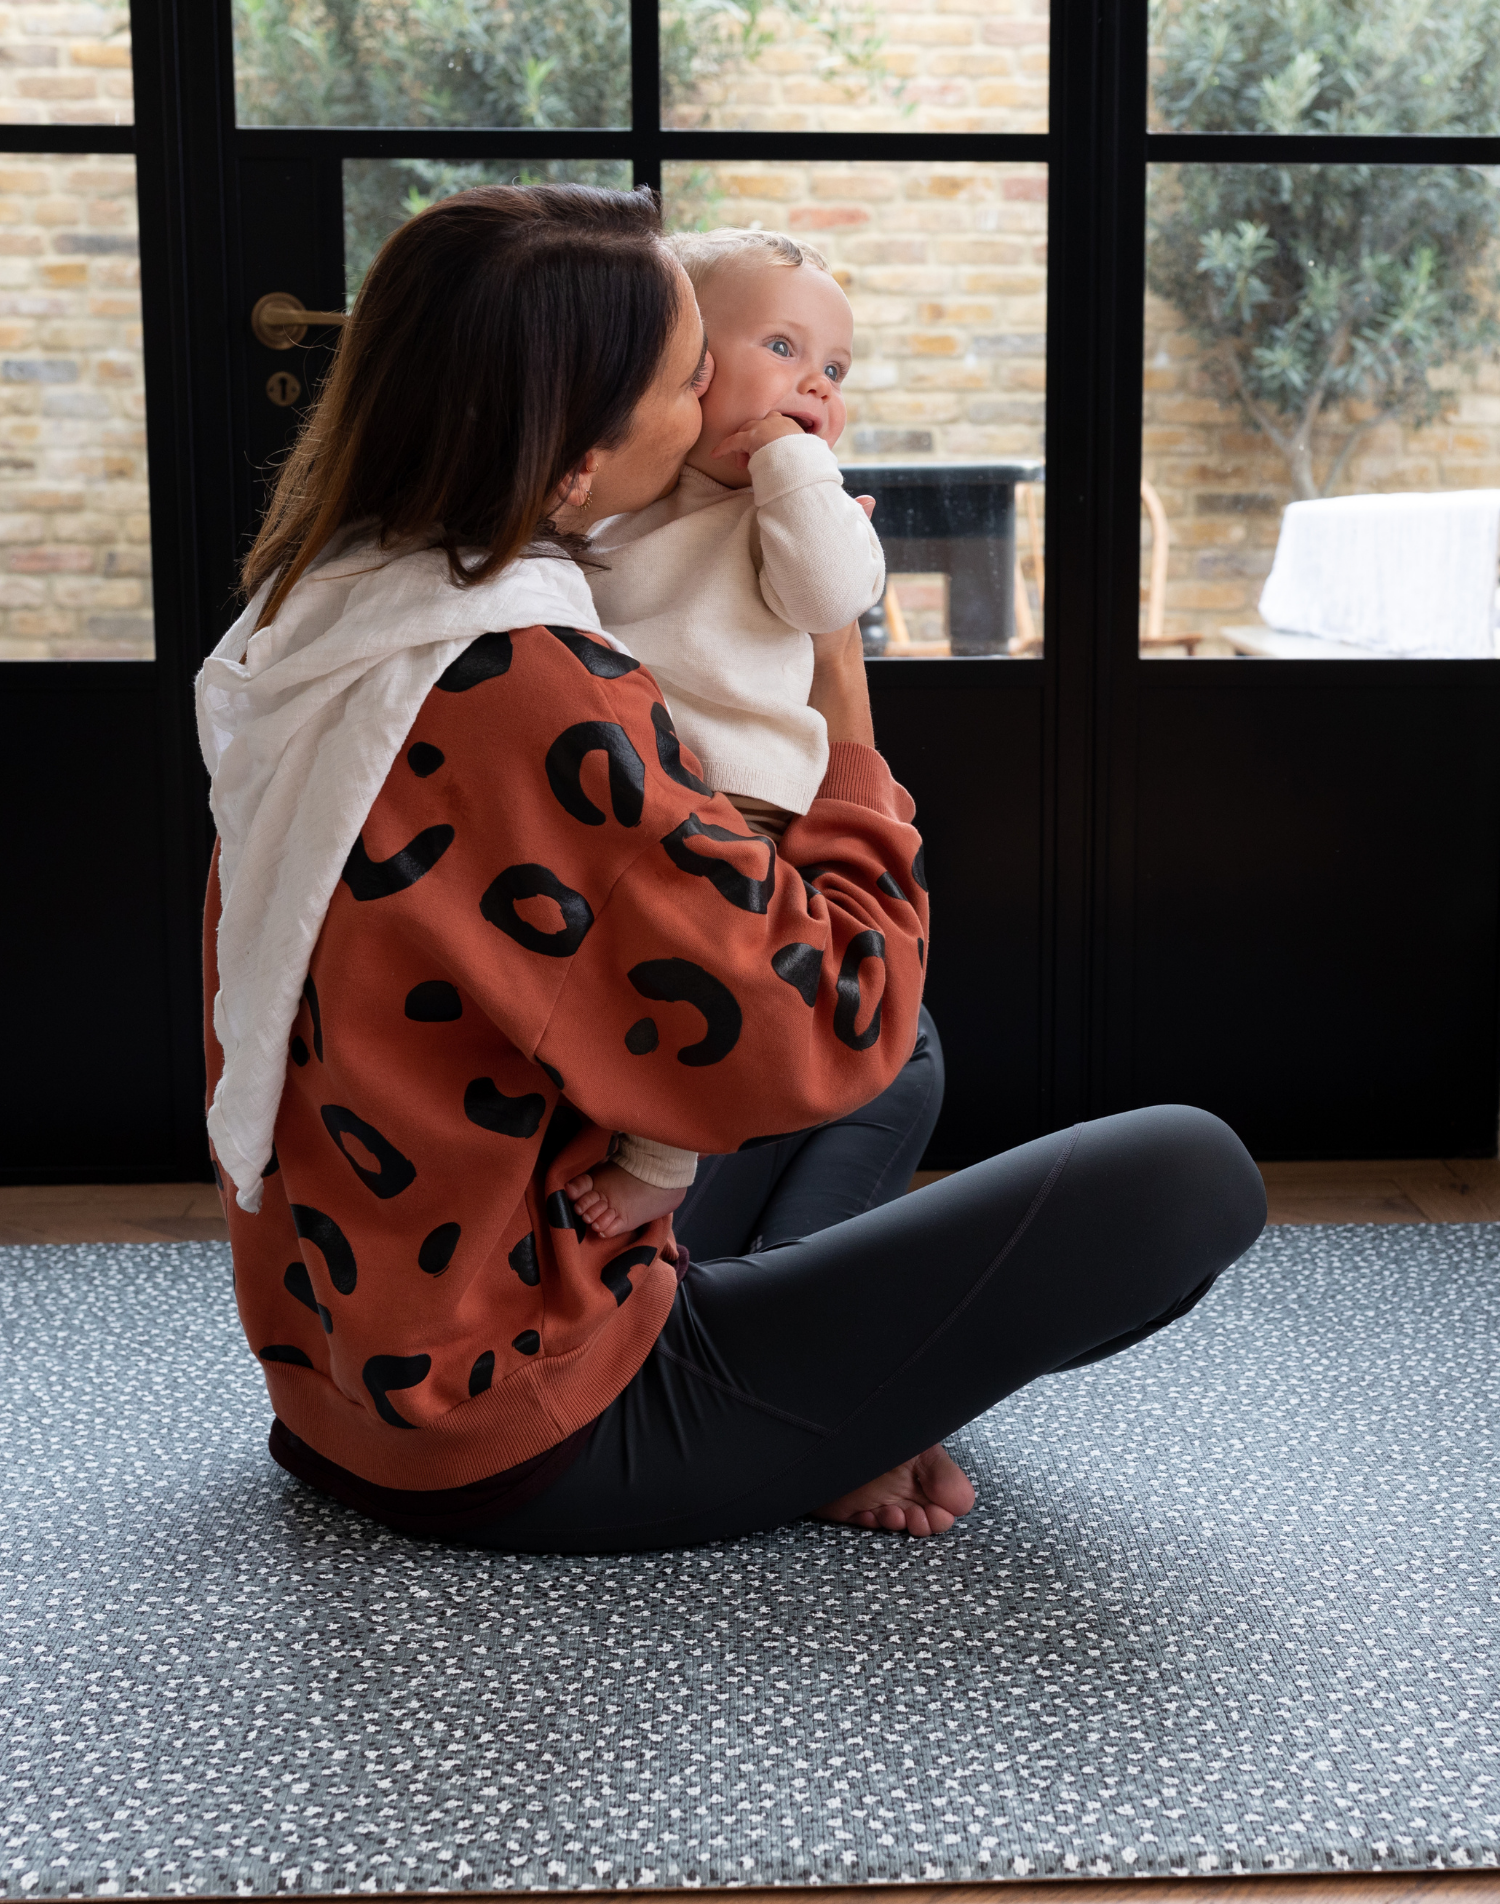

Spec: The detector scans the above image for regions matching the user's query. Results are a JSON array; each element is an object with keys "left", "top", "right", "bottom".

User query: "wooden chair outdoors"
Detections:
[
  {"left": 1009, "top": 478, "right": 1195, "bottom": 656},
  {"left": 1008, "top": 480, "right": 1046, "bottom": 656},
  {"left": 1137, "top": 476, "right": 1200, "bottom": 655}
]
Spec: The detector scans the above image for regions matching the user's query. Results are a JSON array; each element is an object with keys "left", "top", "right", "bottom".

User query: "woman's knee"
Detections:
[{"left": 1083, "top": 1101, "right": 1266, "bottom": 1270}]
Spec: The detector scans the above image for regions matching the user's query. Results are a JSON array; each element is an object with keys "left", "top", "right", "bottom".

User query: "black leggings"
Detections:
[{"left": 478, "top": 1009, "right": 1266, "bottom": 1553}]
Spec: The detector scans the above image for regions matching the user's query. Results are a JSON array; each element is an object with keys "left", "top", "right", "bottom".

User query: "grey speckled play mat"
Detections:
[{"left": 2, "top": 1227, "right": 1497, "bottom": 1897}]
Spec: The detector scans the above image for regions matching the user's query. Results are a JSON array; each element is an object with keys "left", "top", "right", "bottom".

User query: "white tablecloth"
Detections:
[{"left": 1258, "top": 489, "right": 1500, "bottom": 658}]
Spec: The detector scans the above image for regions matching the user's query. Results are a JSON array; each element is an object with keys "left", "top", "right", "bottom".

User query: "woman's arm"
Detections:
[{"left": 808, "top": 620, "right": 875, "bottom": 748}]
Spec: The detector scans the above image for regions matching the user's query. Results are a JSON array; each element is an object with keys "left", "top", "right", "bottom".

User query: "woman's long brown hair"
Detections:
[{"left": 243, "top": 183, "right": 679, "bottom": 626}]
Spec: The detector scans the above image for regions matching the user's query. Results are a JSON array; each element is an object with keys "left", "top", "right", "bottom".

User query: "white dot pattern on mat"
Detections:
[{"left": 0, "top": 1227, "right": 1496, "bottom": 1896}]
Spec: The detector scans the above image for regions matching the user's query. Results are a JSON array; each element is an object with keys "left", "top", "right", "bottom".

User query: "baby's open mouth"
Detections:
[{"left": 781, "top": 411, "right": 819, "bottom": 433}]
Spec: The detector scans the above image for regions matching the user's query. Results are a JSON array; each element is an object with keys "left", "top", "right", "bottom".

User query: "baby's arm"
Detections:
[
  {"left": 748, "top": 432, "right": 886, "bottom": 634},
  {"left": 566, "top": 1136, "right": 697, "bottom": 1240}
]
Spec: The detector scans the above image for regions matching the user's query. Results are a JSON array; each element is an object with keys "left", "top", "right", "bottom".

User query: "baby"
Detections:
[{"left": 565, "top": 227, "right": 885, "bottom": 1241}]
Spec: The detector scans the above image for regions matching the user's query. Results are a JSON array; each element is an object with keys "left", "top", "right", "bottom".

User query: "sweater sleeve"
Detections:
[
  {"left": 536, "top": 722, "right": 928, "bottom": 1157},
  {"left": 748, "top": 434, "right": 887, "bottom": 635}
]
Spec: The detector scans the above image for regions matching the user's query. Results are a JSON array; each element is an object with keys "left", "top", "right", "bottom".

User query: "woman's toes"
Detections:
[{"left": 916, "top": 1444, "right": 977, "bottom": 1518}]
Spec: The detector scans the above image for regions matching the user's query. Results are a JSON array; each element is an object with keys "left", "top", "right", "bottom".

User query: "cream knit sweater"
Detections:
[{"left": 585, "top": 432, "right": 885, "bottom": 817}]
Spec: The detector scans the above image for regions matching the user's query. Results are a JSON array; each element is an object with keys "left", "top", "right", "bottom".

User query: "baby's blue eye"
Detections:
[
  {"left": 825, "top": 363, "right": 843, "bottom": 382},
  {"left": 768, "top": 339, "right": 793, "bottom": 358}
]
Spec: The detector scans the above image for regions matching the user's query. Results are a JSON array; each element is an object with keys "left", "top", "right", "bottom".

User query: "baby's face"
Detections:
[{"left": 687, "top": 261, "right": 854, "bottom": 486}]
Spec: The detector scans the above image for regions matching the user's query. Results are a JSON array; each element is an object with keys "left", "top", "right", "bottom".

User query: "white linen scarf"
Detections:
[{"left": 196, "top": 529, "right": 624, "bottom": 1212}]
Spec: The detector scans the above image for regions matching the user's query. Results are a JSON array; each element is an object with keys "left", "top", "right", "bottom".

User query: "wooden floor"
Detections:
[
  {"left": 3, "top": 1159, "right": 1499, "bottom": 1244},
  {"left": 682, "top": 1882, "right": 1500, "bottom": 1904},
  {"left": 694, "top": 1882, "right": 1498, "bottom": 1904}
]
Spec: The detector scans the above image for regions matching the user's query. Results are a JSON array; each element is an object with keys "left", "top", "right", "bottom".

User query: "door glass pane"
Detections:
[
  {"left": 664, "top": 161, "right": 1047, "bottom": 658},
  {"left": 234, "top": 0, "right": 629, "bottom": 129},
  {"left": 662, "top": 0, "right": 1047, "bottom": 134},
  {"left": 0, "top": 0, "right": 132, "bottom": 126},
  {"left": 1142, "top": 163, "right": 1500, "bottom": 660},
  {"left": 1150, "top": 0, "right": 1500, "bottom": 135},
  {"left": 343, "top": 159, "right": 632, "bottom": 301},
  {"left": 0, "top": 154, "right": 150, "bottom": 660}
]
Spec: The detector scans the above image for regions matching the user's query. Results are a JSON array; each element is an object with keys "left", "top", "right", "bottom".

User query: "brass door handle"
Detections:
[{"left": 251, "top": 291, "right": 349, "bottom": 349}]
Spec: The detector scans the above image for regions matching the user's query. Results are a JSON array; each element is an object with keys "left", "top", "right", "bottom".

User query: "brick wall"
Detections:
[
  {"left": 0, "top": 0, "right": 132, "bottom": 126},
  {"left": 0, "top": 2, "right": 146, "bottom": 662},
  {"left": 0, "top": 151, "right": 150, "bottom": 660},
  {"left": 667, "top": 0, "right": 1047, "bottom": 134}
]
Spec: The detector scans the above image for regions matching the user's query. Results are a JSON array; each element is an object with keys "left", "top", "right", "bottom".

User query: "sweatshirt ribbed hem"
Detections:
[
  {"left": 693, "top": 751, "right": 825, "bottom": 816},
  {"left": 816, "top": 741, "right": 901, "bottom": 818},
  {"left": 261, "top": 1257, "right": 677, "bottom": 1490}
]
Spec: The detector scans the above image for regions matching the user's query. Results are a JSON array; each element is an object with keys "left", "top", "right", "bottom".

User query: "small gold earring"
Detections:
[{"left": 577, "top": 487, "right": 595, "bottom": 516}]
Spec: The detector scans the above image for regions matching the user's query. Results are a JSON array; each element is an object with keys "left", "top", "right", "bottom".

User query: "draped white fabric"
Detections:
[
  {"left": 195, "top": 531, "right": 620, "bottom": 1212},
  {"left": 1258, "top": 489, "right": 1500, "bottom": 658}
]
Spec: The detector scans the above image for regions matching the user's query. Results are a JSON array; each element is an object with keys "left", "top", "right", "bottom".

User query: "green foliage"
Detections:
[
  {"left": 232, "top": 0, "right": 895, "bottom": 133},
  {"left": 233, "top": 0, "right": 637, "bottom": 129},
  {"left": 234, "top": 0, "right": 897, "bottom": 295},
  {"left": 1147, "top": 0, "right": 1500, "bottom": 496},
  {"left": 342, "top": 159, "right": 631, "bottom": 294}
]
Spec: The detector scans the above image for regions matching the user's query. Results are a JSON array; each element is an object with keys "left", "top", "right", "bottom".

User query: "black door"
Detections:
[{"left": 5, "top": 0, "right": 1497, "bottom": 1184}]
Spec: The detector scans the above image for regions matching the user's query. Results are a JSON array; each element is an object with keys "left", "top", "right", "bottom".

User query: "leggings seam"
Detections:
[
  {"left": 653, "top": 1343, "right": 836, "bottom": 1438},
  {"left": 829, "top": 1120, "right": 1084, "bottom": 1435},
  {"left": 855, "top": 1059, "right": 943, "bottom": 1218}
]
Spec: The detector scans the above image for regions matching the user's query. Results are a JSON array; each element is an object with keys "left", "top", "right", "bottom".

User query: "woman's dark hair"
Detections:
[{"left": 243, "top": 182, "right": 681, "bottom": 624}]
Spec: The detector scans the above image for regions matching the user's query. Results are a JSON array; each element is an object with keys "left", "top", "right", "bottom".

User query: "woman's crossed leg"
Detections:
[{"left": 477, "top": 1094, "right": 1266, "bottom": 1554}]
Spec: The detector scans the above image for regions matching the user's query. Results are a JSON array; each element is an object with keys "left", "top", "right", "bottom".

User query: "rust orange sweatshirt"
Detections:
[{"left": 204, "top": 621, "right": 928, "bottom": 1491}]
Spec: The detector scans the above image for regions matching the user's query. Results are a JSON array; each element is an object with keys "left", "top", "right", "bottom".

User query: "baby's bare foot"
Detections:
[
  {"left": 564, "top": 1163, "right": 686, "bottom": 1240},
  {"left": 814, "top": 1443, "right": 976, "bottom": 1538}
]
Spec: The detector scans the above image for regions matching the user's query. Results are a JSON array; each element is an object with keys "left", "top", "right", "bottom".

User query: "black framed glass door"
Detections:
[{"left": 6, "top": 0, "right": 1497, "bottom": 1183}]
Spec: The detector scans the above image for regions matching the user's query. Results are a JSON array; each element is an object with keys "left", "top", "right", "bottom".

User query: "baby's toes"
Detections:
[{"left": 564, "top": 1173, "right": 595, "bottom": 1200}]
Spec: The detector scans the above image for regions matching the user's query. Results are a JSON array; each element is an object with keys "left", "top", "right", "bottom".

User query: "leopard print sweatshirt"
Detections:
[{"left": 204, "top": 622, "right": 929, "bottom": 1491}]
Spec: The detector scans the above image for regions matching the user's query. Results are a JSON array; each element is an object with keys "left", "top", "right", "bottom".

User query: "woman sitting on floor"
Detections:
[{"left": 197, "top": 183, "right": 1265, "bottom": 1553}]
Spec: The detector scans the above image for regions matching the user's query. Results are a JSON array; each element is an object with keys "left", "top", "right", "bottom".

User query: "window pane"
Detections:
[
  {"left": 0, "top": 154, "right": 150, "bottom": 661},
  {"left": 662, "top": 0, "right": 1046, "bottom": 134},
  {"left": 1149, "top": 0, "right": 1500, "bottom": 135},
  {"left": 235, "top": 0, "right": 629, "bottom": 129},
  {"left": 0, "top": 0, "right": 132, "bottom": 126},
  {"left": 343, "top": 159, "right": 632, "bottom": 301},
  {"left": 1141, "top": 163, "right": 1500, "bottom": 660},
  {"left": 664, "top": 161, "right": 1046, "bottom": 657}
]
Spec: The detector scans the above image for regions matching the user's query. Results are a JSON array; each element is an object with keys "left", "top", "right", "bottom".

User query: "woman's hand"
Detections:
[{"left": 808, "top": 620, "right": 875, "bottom": 748}]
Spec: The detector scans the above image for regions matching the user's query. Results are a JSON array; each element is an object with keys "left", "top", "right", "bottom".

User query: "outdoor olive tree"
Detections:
[{"left": 1147, "top": 0, "right": 1500, "bottom": 498}]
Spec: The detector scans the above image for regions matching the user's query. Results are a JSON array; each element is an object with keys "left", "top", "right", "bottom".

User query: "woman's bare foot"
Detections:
[
  {"left": 814, "top": 1443, "right": 976, "bottom": 1537},
  {"left": 564, "top": 1163, "right": 686, "bottom": 1240}
]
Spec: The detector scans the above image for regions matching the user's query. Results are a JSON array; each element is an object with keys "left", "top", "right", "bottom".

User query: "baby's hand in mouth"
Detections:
[{"left": 713, "top": 411, "right": 819, "bottom": 467}]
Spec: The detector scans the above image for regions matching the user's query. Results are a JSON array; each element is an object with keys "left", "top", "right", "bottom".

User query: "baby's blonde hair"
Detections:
[{"left": 667, "top": 227, "right": 832, "bottom": 294}]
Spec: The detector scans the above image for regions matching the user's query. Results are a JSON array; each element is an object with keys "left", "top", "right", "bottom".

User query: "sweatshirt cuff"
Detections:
[
  {"left": 813, "top": 742, "right": 914, "bottom": 822},
  {"left": 748, "top": 431, "right": 844, "bottom": 505}
]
